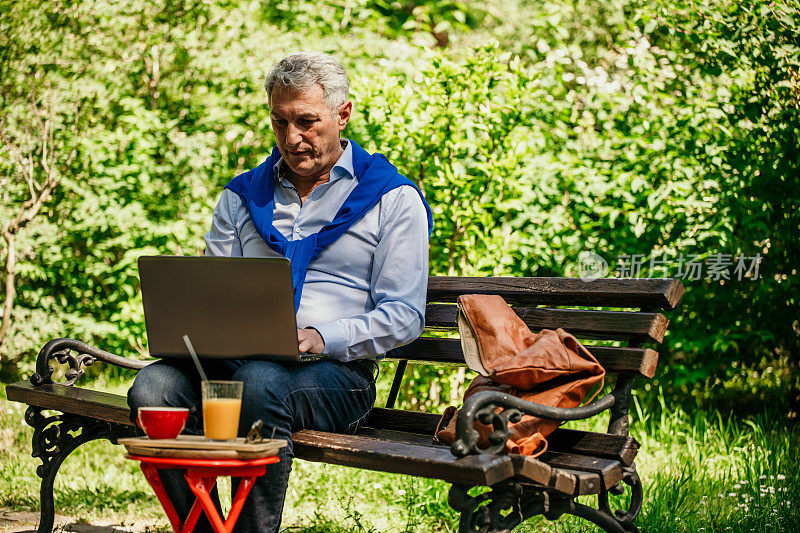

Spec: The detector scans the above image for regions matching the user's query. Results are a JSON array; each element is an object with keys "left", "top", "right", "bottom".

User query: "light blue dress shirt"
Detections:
[{"left": 204, "top": 140, "right": 430, "bottom": 361}]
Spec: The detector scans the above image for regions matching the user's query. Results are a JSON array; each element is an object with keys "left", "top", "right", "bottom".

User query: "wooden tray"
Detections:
[{"left": 120, "top": 435, "right": 286, "bottom": 460}]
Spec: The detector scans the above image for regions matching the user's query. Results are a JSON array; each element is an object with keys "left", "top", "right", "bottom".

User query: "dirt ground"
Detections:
[{"left": 0, "top": 510, "right": 161, "bottom": 533}]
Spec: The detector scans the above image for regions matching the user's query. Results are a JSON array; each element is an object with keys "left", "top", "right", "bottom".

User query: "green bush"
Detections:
[{"left": 1, "top": 0, "right": 797, "bottom": 411}]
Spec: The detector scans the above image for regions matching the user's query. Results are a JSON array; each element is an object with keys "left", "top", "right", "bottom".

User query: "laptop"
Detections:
[{"left": 138, "top": 255, "right": 323, "bottom": 361}]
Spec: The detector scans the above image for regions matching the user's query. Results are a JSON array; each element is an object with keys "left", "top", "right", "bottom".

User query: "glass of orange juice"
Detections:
[{"left": 201, "top": 380, "right": 243, "bottom": 440}]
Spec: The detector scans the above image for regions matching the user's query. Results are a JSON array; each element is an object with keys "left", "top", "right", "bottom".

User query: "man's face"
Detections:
[{"left": 270, "top": 83, "right": 352, "bottom": 180}]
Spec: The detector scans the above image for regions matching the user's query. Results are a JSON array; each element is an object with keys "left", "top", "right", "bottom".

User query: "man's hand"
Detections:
[{"left": 297, "top": 328, "right": 325, "bottom": 354}]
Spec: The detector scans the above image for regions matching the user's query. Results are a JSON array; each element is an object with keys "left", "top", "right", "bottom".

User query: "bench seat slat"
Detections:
[
  {"left": 425, "top": 305, "right": 669, "bottom": 343},
  {"left": 388, "top": 338, "right": 659, "bottom": 378},
  {"left": 6, "top": 381, "right": 134, "bottom": 426},
  {"left": 427, "top": 277, "right": 684, "bottom": 310},
  {"left": 350, "top": 428, "right": 632, "bottom": 488},
  {"left": 365, "top": 407, "right": 441, "bottom": 434},
  {"left": 509, "top": 456, "right": 597, "bottom": 496},
  {"left": 293, "top": 428, "right": 622, "bottom": 496},
  {"left": 546, "top": 427, "right": 639, "bottom": 466},
  {"left": 364, "top": 408, "right": 639, "bottom": 465},
  {"left": 355, "top": 427, "right": 443, "bottom": 448},
  {"left": 292, "top": 429, "right": 515, "bottom": 486},
  {"left": 541, "top": 452, "right": 623, "bottom": 490},
  {"left": 553, "top": 468, "right": 605, "bottom": 496}
]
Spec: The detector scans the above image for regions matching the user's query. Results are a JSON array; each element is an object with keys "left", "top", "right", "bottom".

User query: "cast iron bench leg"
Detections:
[
  {"left": 448, "top": 477, "right": 642, "bottom": 533},
  {"left": 24, "top": 407, "right": 132, "bottom": 533}
]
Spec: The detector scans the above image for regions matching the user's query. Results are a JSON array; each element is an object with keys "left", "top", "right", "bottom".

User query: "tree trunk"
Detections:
[{"left": 0, "top": 231, "right": 16, "bottom": 353}]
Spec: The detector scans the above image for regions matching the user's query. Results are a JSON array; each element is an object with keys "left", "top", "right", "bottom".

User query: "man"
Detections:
[{"left": 127, "top": 51, "right": 431, "bottom": 531}]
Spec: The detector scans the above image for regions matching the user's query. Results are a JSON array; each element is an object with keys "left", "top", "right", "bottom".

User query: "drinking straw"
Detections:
[{"left": 182, "top": 334, "right": 209, "bottom": 383}]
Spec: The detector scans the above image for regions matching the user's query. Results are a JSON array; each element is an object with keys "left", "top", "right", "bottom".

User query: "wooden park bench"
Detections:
[{"left": 6, "top": 276, "right": 683, "bottom": 533}]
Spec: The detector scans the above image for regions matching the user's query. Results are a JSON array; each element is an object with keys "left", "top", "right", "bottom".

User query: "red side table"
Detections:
[{"left": 127, "top": 454, "right": 279, "bottom": 533}]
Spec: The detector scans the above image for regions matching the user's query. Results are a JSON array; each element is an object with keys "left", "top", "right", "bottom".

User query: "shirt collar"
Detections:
[{"left": 274, "top": 139, "right": 354, "bottom": 189}]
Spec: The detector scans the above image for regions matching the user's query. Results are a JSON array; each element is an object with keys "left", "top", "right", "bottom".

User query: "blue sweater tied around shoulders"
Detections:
[{"left": 224, "top": 140, "right": 433, "bottom": 311}]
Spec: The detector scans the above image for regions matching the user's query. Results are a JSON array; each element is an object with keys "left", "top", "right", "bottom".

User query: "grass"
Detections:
[{"left": 1, "top": 369, "right": 799, "bottom": 532}]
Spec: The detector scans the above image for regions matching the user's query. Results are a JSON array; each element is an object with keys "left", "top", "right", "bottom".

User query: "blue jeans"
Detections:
[{"left": 127, "top": 357, "right": 377, "bottom": 532}]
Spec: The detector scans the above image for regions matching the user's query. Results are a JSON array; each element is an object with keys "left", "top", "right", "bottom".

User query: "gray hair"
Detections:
[{"left": 265, "top": 52, "right": 349, "bottom": 113}]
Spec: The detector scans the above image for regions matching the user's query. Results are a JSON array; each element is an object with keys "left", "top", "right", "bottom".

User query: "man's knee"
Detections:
[
  {"left": 232, "top": 361, "right": 294, "bottom": 427},
  {"left": 233, "top": 361, "right": 292, "bottom": 400},
  {"left": 128, "top": 362, "right": 196, "bottom": 410}
]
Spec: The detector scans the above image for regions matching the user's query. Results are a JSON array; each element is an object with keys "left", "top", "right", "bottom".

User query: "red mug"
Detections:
[{"left": 137, "top": 407, "right": 189, "bottom": 439}]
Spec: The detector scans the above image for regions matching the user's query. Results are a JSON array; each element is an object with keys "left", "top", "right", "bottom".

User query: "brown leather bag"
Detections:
[{"left": 435, "top": 294, "right": 605, "bottom": 456}]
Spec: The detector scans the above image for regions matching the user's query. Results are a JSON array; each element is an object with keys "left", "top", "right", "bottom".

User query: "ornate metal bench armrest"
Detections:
[
  {"left": 31, "top": 338, "right": 153, "bottom": 387},
  {"left": 450, "top": 390, "right": 617, "bottom": 457}
]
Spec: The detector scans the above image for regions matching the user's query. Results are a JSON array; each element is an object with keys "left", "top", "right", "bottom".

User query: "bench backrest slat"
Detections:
[
  {"left": 425, "top": 305, "right": 669, "bottom": 343},
  {"left": 426, "top": 277, "right": 684, "bottom": 310},
  {"left": 391, "top": 276, "right": 684, "bottom": 380},
  {"left": 387, "top": 338, "right": 658, "bottom": 378}
]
